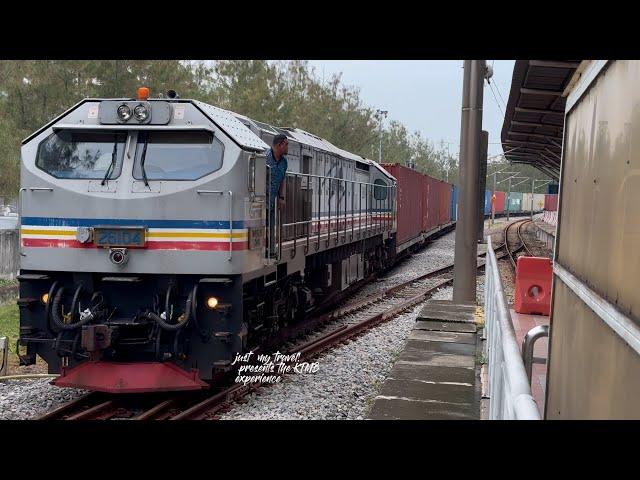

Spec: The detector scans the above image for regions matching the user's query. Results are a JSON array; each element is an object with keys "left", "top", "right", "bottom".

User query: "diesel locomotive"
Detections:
[{"left": 16, "top": 88, "right": 404, "bottom": 392}]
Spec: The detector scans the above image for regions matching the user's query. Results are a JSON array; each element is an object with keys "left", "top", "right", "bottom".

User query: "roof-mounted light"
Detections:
[{"left": 137, "top": 87, "right": 150, "bottom": 101}]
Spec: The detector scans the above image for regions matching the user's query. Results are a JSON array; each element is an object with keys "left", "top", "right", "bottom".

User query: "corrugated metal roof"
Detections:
[{"left": 501, "top": 60, "right": 581, "bottom": 179}]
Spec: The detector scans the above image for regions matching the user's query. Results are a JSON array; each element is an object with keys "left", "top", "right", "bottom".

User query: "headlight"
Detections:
[
  {"left": 134, "top": 104, "right": 149, "bottom": 122},
  {"left": 117, "top": 104, "right": 132, "bottom": 121},
  {"left": 206, "top": 296, "right": 219, "bottom": 309}
]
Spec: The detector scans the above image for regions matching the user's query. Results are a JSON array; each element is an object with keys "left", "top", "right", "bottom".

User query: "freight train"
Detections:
[{"left": 16, "top": 89, "right": 459, "bottom": 393}]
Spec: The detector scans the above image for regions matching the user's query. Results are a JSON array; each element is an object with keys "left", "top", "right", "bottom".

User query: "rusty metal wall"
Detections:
[{"left": 547, "top": 60, "right": 640, "bottom": 418}]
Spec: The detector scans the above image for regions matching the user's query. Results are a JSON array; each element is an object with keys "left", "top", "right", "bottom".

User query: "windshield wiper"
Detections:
[
  {"left": 140, "top": 132, "right": 150, "bottom": 188},
  {"left": 101, "top": 135, "right": 118, "bottom": 186}
]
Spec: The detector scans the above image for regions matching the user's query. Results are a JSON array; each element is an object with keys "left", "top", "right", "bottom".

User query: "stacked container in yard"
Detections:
[
  {"left": 380, "top": 164, "right": 424, "bottom": 246},
  {"left": 544, "top": 194, "right": 558, "bottom": 211},
  {"left": 533, "top": 193, "right": 545, "bottom": 211},
  {"left": 522, "top": 192, "right": 533, "bottom": 212},
  {"left": 494, "top": 191, "right": 506, "bottom": 214},
  {"left": 507, "top": 191, "right": 523, "bottom": 214}
]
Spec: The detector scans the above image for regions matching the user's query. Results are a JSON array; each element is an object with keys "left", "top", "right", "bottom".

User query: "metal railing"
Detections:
[
  {"left": 484, "top": 235, "right": 541, "bottom": 420},
  {"left": 273, "top": 171, "right": 395, "bottom": 259},
  {"left": 0, "top": 337, "right": 7, "bottom": 377},
  {"left": 522, "top": 325, "right": 549, "bottom": 385}
]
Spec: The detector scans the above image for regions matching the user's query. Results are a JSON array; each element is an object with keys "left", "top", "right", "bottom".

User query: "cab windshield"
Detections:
[
  {"left": 132, "top": 130, "right": 223, "bottom": 181},
  {"left": 36, "top": 130, "right": 126, "bottom": 179}
]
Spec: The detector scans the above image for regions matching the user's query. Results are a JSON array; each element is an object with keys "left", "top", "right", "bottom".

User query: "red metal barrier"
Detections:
[{"left": 514, "top": 256, "right": 553, "bottom": 316}]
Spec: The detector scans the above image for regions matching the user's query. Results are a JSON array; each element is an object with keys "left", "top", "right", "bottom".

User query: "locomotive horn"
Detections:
[{"left": 167, "top": 90, "right": 179, "bottom": 99}]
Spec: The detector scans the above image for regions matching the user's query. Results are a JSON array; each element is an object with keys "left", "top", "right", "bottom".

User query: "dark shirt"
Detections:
[{"left": 266, "top": 148, "right": 288, "bottom": 207}]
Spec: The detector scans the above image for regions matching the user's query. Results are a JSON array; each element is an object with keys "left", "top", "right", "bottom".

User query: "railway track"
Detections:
[
  {"left": 503, "top": 219, "right": 534, "bottom": 270},
  {"left": 36, "top": 227, "right": 516, "bottom": 421}
]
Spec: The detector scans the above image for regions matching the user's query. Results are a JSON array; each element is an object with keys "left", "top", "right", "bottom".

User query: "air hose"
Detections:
[
  {"left": 50, "top": 285, "right": 99, "bottom": 331},
  {"left": 145, "top": 286, "right": 192, "bottom": 331}
]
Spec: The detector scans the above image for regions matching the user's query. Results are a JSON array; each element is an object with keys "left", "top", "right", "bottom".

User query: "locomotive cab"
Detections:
[{"left": 17, "top": 91, "right": 269, "bottom": 392}]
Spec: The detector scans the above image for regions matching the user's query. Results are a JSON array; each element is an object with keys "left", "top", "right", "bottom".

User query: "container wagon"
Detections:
[{"left": 380, "top": 164, "right": 453, "bottom": 253}]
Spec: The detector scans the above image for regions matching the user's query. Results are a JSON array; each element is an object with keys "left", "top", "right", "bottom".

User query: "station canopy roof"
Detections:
[{"left": 500, "top": 60, "right": 582, "bottom": 179}]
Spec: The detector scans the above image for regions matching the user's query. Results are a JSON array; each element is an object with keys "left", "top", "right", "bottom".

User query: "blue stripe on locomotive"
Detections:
[{"left": 22, "top": 216, "right": 246, "bottom": 229}]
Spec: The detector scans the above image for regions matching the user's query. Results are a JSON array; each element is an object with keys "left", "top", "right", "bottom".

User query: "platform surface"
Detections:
[{"left": 368, "top": 300, "right": 481, "bottom": 420}]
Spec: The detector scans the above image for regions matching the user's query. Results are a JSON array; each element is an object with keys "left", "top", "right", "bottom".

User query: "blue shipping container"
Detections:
[
  {"left": 484, "top": 190, "right": 491, "bottom": 215},
  {"left": 451, "top": 185, "right": 458, "bottom": 221}
]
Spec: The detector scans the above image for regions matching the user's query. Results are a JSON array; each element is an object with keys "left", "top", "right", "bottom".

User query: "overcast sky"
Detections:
[{"left": 307, "top": 60, "right": 515, "bottom": 158}]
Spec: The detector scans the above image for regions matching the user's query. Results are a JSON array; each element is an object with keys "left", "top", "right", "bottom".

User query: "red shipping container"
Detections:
[
  {"left": 438, "top": 180, "right": 452, "bottom": 225},
  {"left": 381, "top": 164, "right": 424, "bottom": 246},
  {"left": 494, "top": 191, "right": 505, "bottom": 214},
  {"left": 544, "top": 194, "right": 558, "bottom": 211},
  {"left": 514, "top": 256, "right": 552, "bottom": 316},
  {"left": 421, "top": 175, "right": 430, "bottom": 232},
  {"left": 425, "top": 175, "right": 438, "bottom": 231}
]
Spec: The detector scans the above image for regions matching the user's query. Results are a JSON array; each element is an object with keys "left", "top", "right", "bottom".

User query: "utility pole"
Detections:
[
  {"left": 489, "top": 164, "right": 516, "bottom": 225},
  {"left": 477, "top": 130, "right": 488, "bottom": 242},
  {"left": 530, "top": 176, "right": 535, "bottom": 220},
  {"left": 453, "top": 60, "right": 486, "bottom": 304},
  {"left": 375, "top": 109, "right": 388, "bottom": 163},
  {"left": 495, "top": 173, "right": 523, "bottom": 223},
  {"left": 492, "top": 171, "right": 496, "bottom": 225},
  {"left": 507, "top": 176, "right": 512, "bottom": 222}
]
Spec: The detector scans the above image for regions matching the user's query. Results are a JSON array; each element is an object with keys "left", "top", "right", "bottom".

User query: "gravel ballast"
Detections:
[
  {"left": 219, "top": 231, "right": 458, "bottom": 420},
  {"left": 0, "top": 379, "right": 87, "bottom": 420},
  {"left": 219, "top": 294, "right": 451, "bottom": 420}
]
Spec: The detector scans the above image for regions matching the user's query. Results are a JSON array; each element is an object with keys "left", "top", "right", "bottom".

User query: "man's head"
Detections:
[{"left": 272, "top": 134, "right": 289, "bottom": 159}]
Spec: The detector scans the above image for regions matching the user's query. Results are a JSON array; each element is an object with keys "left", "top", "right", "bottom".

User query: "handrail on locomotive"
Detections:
[{"left": 268, "top": 169, "right": 396, "bottom": 262}]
